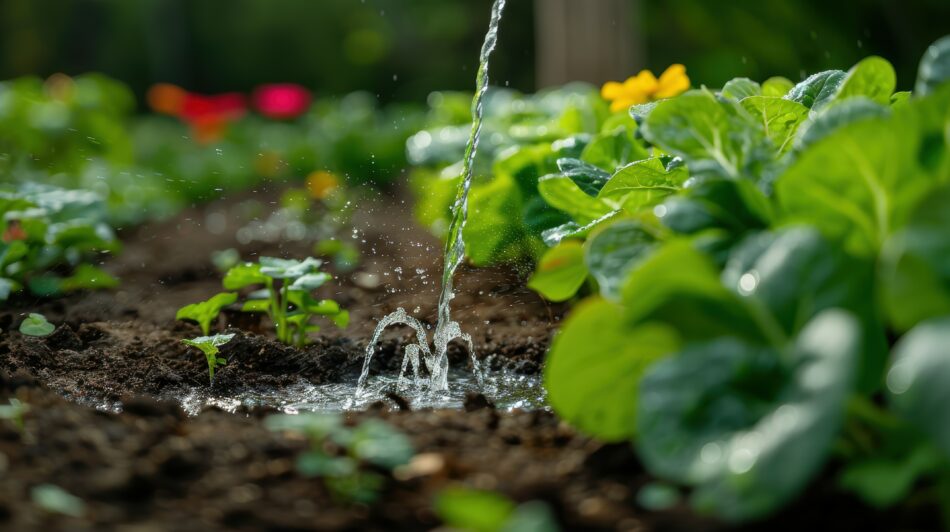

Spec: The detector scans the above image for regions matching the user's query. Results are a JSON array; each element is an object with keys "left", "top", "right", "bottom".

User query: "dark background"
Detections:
[{"left": 1, "top": 0, "right": 948, "bottom": 105}]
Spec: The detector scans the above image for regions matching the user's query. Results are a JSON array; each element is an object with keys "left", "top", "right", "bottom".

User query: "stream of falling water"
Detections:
[{"left": 356, "top": 0, "right": 506, "bottom": 396}]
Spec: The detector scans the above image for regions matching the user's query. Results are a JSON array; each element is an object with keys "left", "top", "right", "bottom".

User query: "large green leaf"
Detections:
[
  {"left": 785, "top": 70, "right": 846, "bottom": 111},
  {"left": 537, "top": 173, "right": 613, "bottom": 223},
  {"left": 880, "top": 185, "right": 950, "bottom": 331},
  {"left": 554, "top": 158, "right": 611, "bottom": 197},
  {"left": 792, "top": 97, "right": 889, "bottom": 152},
  {"left": 722, "top": 228, "right": 887, "bottom": 390},
  {"left": 721, "top": 78, "right": 761, "bottom": 100},
  {"left": 620, "top": 241, "right": 765, "bottom": 343},
  {"left": 641, "top": 91, "right": 772, "bottom": 181},
  {"left": 776, "top": 88, "right": 950, "bottom": 255},
  {"left": 584, "top": 220, "right": 657, "bottom": 300},
  {"left": 545, "top": 298, "right": 680, "bottom": 441},
  {"left": 657, "top": 179, "right": 770, "bottom": 236},
  {"left": 527, "top": 241, "right": 587, "bottom": 302},
  {"left": 761, "top": 77, "right": 794, "bottom": 98},
  {"left": 540, "top": 210, "right": 621, "bottom": 247},
  {"left": 581, "top": 116, "right": 650, "bottom": 171},
  {"left": 637, "top": 310, "right": 860, "bottom": 522},
  {"left": 597, "top": 158, "right": 688, "bottom": 213},
  {"left": 887, "top": 317, "right": 950, "bottom": 457},
  {"left": 739, "top": 96, "right": 809, "bottom": 153},
  {"left": 465, "top": 173, "right": 537, "bottom": 265},
  {"left": 916, "top": 35, "right": 950, "bottom": 96},
  {"left": 835, "top": 56, "right": 896, "bottom": 105}
]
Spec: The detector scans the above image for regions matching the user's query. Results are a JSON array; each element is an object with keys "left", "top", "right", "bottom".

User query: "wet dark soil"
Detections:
[{"left": 0, "top": 189, "right": 940, "bottom": 530}]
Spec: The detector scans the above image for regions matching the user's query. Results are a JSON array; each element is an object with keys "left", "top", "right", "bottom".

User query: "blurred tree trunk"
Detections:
[{"left": 534, "top": 0, "right": 643, "bottom": 89}]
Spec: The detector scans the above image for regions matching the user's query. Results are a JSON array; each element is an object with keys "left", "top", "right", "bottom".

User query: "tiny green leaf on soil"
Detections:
[{"left": 19, "top": 313, "right": 55, "bottom": 337}]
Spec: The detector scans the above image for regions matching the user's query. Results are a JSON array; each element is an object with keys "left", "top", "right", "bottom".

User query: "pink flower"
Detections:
[{"left": 253, "top": 83, "right": 312, "bottom": 119}]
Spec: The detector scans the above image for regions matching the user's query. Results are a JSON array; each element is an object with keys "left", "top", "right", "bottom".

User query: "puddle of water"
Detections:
[{"left": 177, "top": 368, "right": 547, "bottom": 416}]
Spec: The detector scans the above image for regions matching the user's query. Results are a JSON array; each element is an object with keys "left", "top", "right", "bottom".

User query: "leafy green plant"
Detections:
[
  {"left": 266, "top": 413, "right": 413, "bottom": 504},
  {"left": 223, "top": 256, "right": 348, "bottom": 346},
  {"left": 435, "top": 488, "right": 559, "bottom": 532},
  {"left": 181, "top": 333, "right": 235, "bottom": 384},
  {"left": 176, "top": 292, "right": 238, "bottom": 335},
  {"left": 1, "top": 71, "right": 427, "bottom": 226},
  {"left": 1, "top": 184, "right": 120, "bottom": 302},
  {"left": 497, "top": 34, "right": 950, "bottom": 523},
  {"left": 19, "top": 313, "right": 55, "bottom": 337}
]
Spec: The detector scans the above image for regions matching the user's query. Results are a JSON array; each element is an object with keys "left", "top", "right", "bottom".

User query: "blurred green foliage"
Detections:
[
  {"left": 641, "top": 0, "right": 950, "bottom": 90},
  {"left": 0, "top": 0, "right": 536, "bottom": 103},
  {"left": 0, "top": 72, "right": 426, "bottom": 225},
  {"left": 2, "top": 0, "right": 948, "bottom": 103}
]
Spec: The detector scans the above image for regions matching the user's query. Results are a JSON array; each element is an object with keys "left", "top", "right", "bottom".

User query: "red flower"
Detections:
[
  {"left": 176, "top": 92, "right": 246, "bottom": 144},
  {"left": 252, "top": 84, "right": 311, "bottom": 119},
  {"left": 180, "top": 92, "right": 246, "bottom": 123}
]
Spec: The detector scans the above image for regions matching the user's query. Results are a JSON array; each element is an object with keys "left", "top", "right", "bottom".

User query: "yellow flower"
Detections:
[
  {"left": 306, "top": 170, "right": 340, "bottom": 200},
  {"left": 601, "top": 64, "right": 690, "bottom": 112}
]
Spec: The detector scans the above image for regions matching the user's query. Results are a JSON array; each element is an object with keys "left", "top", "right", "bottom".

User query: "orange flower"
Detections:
[
  {"left": 601, "top": 64, "right": 690, "bottom": 112},
  {"left": 147, "top": 83, "right": 187, "bottom": 115},
  {"left": 306, "top": 171, "right": 340, "bottom": 200}
]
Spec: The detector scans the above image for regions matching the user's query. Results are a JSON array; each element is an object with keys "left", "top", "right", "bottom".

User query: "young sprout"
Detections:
[
  {"left": 223, "top": 256, "right": 348, "bottom": 346},
  {"left": 265, "top": 413, "right": 413, "bottom": 503},
  {"left": 31, "top": 484, "right": 86, "bottom": 518},
  {"left": 211, "top": 248, "right": 241, "bottom": 272},
  {"left": 176, "top": 292, "right": 238, "bottom": 335},
  {"left": 314, "top": 239, "right": 359, "bottom": 271},
  {"left": 0, "top": 398, "right": 28, "bottom": 432},
  {"left": 182, "top": 333, "right": 235, "bottom": 384},
  {"left": 19, "top": 313, "right": 55, "bottom": 336}
]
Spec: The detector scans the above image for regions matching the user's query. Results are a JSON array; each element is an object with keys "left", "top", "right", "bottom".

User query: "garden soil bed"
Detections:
[{"left": 0, "top": 189, "right": 939, "bottom": 530}]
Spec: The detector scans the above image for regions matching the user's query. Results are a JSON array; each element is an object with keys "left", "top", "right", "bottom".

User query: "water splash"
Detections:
[{"left": 357, "top": 0, "right": 506, "bottom": 395}]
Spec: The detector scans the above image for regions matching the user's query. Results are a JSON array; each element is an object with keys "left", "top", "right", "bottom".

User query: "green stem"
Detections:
[
  {"left": 267, "top": 278, "right": 287, "bottom": 343},
  {"left": 847, "top": 395, "right": 900, "bottom": 430},
  {"left": 279, "top": 282, "right": 290, "bottom": 343},
  {"left": 295, "top": 314, "right": 310, "bottom": 347}
]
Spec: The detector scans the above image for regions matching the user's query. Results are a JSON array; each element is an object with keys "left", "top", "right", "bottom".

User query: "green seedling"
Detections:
[
  {"left": 266, "top": 413, "right": 413, "bottom": 504},
  {"left": 19, "top": 313, "right": 54, "bottom": 336},
  {"left": 211, "top": 248, "right": 241, "bottom": 272},
  {"left": 1, "top": 184, "right": 120, "bottom": 303},
  {"left": 182, "top": 333, "right": 235, "bottom": 384},
  {"left": 223, "top": 256, "right": 348, "bottom": 346},
  {"left": 31, "top": 484, "right": 86, "bottom": 518},
  {"left": 0, "top": 398, "right": 29, "bottom": 432},
  {"left": 176, "top": 292, "right": 238, "bottom": 334},
  {"left": 314, "top": 239, "right": 360, "bottom": 271},
  {"left": 435, "top": 487, "right": 560, "bottom": 532}
]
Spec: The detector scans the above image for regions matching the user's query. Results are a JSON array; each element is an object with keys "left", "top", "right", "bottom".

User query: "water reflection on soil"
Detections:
[{"left": 177, "top": 368, "right": 547, "bottom": 415}]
